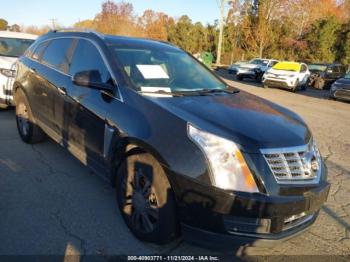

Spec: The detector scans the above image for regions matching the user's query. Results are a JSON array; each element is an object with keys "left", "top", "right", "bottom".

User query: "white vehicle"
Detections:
[
  {"left": 0, "top": 31, "right": 37, "bottom": 109},
  {"left": 262, "top": 61, "right": 310, "bottom": 92},
  {"left": 236, "top": 58, "right": 279, "bottom": 81}
]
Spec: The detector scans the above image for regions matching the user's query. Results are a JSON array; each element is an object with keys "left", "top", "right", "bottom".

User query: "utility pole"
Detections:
[
  {"left": 216, "top": 0, "right": 229, "bottom": 66},
  {"left": 49, "top": 18, "right": 58, "bottom": 30}
]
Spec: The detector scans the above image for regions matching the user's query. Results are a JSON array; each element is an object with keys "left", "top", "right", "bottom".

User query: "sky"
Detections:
[{"left": 1, "top": 0, "right": 222, "bottom": 28}]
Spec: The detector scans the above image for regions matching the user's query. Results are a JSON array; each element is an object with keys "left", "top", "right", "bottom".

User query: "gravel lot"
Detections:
[{"left": 0, "top": 71, "right": 349, "bottom": 259}]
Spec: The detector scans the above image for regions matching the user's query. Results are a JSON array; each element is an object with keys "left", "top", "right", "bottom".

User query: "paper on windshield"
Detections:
[
  {"left": 140, "top": 87, "right": 171, "bottom": 92},
  {"left": 136, "top": 65, "right": 169, "bottom": 79}
]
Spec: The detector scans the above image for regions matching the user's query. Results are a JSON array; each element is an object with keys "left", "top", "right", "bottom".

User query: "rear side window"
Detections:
[
  {"left": 31, "top": 41, "right": 49, "bottom": 61},
  {"left": 41, "top": 38, "right": 73, "bottom": 73},
  {"left": 69, "top": 39, "right": 112, "bottom": 85}
]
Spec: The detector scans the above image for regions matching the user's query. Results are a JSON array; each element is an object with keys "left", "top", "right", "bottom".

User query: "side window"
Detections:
[
  {"left": 69, "top": 39, "right": 112, "bottom": 85},
  {"left": 31, "top": 41, "right": 49, "bottom": 61},
  {"left": 301, "top": 64, "right": 307, "bottom": 73},
  {"left": 41, "top": 38, "right": 73, "bottom": 73}
]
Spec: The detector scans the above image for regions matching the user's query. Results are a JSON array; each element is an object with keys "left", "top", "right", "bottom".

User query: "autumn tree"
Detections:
[{"left": 0, "top": 19, "right": 8, "bottom": 30}]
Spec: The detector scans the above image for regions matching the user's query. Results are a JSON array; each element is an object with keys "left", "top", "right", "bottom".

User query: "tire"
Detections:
[
  {"left": 291, "top": 80, "right": 299, "bottom": 92},
  {"left": 314, "top": 78, "right": 325, "bottom": 90},
  {"left": 236, "top": 75, "right": 243, "bottom": 81},
  {"left": 15, "top": 89, "right": 46, "bottom": 144},
  {"left": 116, "top": 152, "right": 178, "bottom": 244}
]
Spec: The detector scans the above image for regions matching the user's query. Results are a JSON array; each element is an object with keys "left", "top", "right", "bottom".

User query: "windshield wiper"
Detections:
[{"left": 198, "top": 88, "right": 240, "bottom": 95}]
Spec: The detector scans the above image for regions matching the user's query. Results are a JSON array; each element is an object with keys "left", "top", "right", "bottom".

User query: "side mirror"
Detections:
[{"left": 72, "top": 70, "right": 113, "bottom": 91}]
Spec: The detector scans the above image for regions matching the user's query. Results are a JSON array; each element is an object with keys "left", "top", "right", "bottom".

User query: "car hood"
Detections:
[
  {"left": 334, "top": 78, "right": 350, "bottom": 89},
  {"left": 0, "top": 56, "right": 17, "bottom": 69},
  {"left": 267, "top": 68, "right": 298, "bottom": 76},
  {"left": 240, "top": 64, "right": 262, "bottom": 70},
  {"left": 150, "top": 91, "right": 311, "bottom": 153}
]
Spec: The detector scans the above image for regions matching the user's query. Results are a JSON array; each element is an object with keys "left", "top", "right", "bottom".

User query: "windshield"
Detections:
[
  {"left": 249, "top": 59, "right": 268, "bottom": 66},
  {"left": 308, "top": 64, "right": 327, "bottom": 72},
  {"left": 109, "top": 46, "right": 226, "bottom": 93},
  {"left": 0, "top": 37, "right": 34, "bottom": 58}
]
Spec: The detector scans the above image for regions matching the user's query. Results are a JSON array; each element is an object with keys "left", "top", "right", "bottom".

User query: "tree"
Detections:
[
  {"left": 138, "top": 10, "right": 171, "bottom": 40},
  {"left": 305, "top": 17, "right": 341, "bottom": 62},
  {"left": 0, "top": 18, "right": 8, "bottom": 30}
]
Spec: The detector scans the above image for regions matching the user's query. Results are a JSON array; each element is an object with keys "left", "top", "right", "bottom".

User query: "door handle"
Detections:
[{"left": 58, "top": 86, "right": 67, "bottom": 95}]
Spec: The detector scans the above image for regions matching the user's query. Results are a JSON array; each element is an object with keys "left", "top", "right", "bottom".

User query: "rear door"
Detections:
[{"left": 66, "top": 39, "right": 114, "bottom": 166}]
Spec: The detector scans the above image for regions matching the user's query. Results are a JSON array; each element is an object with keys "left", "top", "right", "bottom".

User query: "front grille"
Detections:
[{"left": 261, "top": 143, "right": 321, "bottom": 184}]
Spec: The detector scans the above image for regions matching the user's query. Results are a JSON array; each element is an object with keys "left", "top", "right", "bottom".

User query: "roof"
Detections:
[
  {"left": 104, "top": 35, "right": 180, "bottom": 51},
  {"left": 0, "top": 31, "right": 38, "bottom": 40},
  {"left": 273, "top": 61, "right": 302, "bottom": 71}
]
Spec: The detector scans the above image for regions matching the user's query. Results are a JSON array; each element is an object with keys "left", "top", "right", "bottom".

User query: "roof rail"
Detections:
[{"left": 50, "top": 28, "right": 104, "bottom": 39}]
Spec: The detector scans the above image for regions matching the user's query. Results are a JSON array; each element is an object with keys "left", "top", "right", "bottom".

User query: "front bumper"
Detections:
[
  {"left": 331, "top": 88, "right": 350, "bottom": 101},
  {"left": 263, "top": 78, "right": 296, "bottom": 89},
  {"left": 173, "top": 172, "right": 330, "bottom": 248}
]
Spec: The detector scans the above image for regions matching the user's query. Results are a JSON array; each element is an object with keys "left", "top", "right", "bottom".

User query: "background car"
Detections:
[
  {"left": 308, "top": 63, "right": 346, "bottom": 90},
  {"left": 0, "top": 31, "right": 37, "bottom": 109},
  {"left": 262, "top": 61, "right": 310, "bottom": 92},
  {"left": 330, "top": 71, "right": 350, "bottom": 101},
  {"left": 227, "top": 61, "right": 247, "bottom": 74},
  {"left": 236, "top": 58, "right": 278, "bottom": 82}
]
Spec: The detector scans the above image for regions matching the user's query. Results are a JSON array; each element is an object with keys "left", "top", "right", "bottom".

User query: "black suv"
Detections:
[
  {"left": 13, "top": 30, "right": 330, "bottom": 248},
  {"left": 308, "top": 63, "right": 346, "bottom": 89}
]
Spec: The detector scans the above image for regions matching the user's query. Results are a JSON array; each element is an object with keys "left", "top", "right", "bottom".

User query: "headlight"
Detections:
[
  {"left": 0, "top": 68, "right": 16, "bottom": 78},
  {"left": 188, "top": 124, "right": 259, "bottom": 192}
]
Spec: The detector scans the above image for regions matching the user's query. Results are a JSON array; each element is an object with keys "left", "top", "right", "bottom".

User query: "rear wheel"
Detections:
[
  {"left": 116, "top": 152, "right": 178, "bottom": 244},
  {"left": 15, "top": 89, "right": 46, "bottom": 144}
]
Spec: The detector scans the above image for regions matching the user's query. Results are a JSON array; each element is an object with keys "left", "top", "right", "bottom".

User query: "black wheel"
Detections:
[
  {"left": 236, "top": 75, "right": 243, "bottom": 81},
  {"left": 15, "top": 89, "right": 46, "bottom": 144},
  {"left": 314, "top": 78, "right": 325, "bottom": 89},
  {"left": 116, "top": 152, "right": 178, "bottom": 244}
]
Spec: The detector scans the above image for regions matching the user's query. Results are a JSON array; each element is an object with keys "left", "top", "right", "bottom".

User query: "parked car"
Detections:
[
  {"left": 329, "top": 71, "right": 350, "bottom": 101},
  {"left": 13, "top": 30, "right": 329, "bottom": 248},
  {"left": 236, "top": 58, "right": 279, "bottom": 81},
  {"left": 262, "top": 61, "right": 310, "bottom": 92},
  {"left": 228, "top": 61, "right": 247, "bottom": 74},
  {"left": 0, "top": 31, "right": 37, "bottom": 109},
  {"left": 308, "top": 63, "right": 346, "bottom": 90}
]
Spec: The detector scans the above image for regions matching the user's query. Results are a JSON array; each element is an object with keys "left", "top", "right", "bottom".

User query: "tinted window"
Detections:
[
  {"left": 41, "top": 38, "right": 72, "bottom": 72},
  {"left": 31, "top": 41, "right": 48, "bottom": 60},
  {"left": 69, "top": 39, "right": 112, "bottom": 85}
]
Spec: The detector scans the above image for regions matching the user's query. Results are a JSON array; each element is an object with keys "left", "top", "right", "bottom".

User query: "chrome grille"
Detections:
[{"left": 261, "top": 143, "right": 322, "bottom": 184}]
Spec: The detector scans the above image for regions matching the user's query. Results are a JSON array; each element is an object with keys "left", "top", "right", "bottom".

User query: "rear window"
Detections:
[
  {"left": 0, "top": 37, "right": 35, "bottom": 58},
  {"left": 41, "top": 38, "right": 73, "bottom": 73}
]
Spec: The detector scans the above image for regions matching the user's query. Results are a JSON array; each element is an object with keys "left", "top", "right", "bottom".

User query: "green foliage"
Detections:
[
  {"left": 305, "top": 17, "right": 341, "bottom": 63},
  {"left": 0, "top": 18, "right": 8, "bottom": 30}
]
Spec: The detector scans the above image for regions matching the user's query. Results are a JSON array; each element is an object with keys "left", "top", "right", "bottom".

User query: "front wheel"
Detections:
[{"left": 116, "top": 152, "right": 178, "bottom": 244}]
